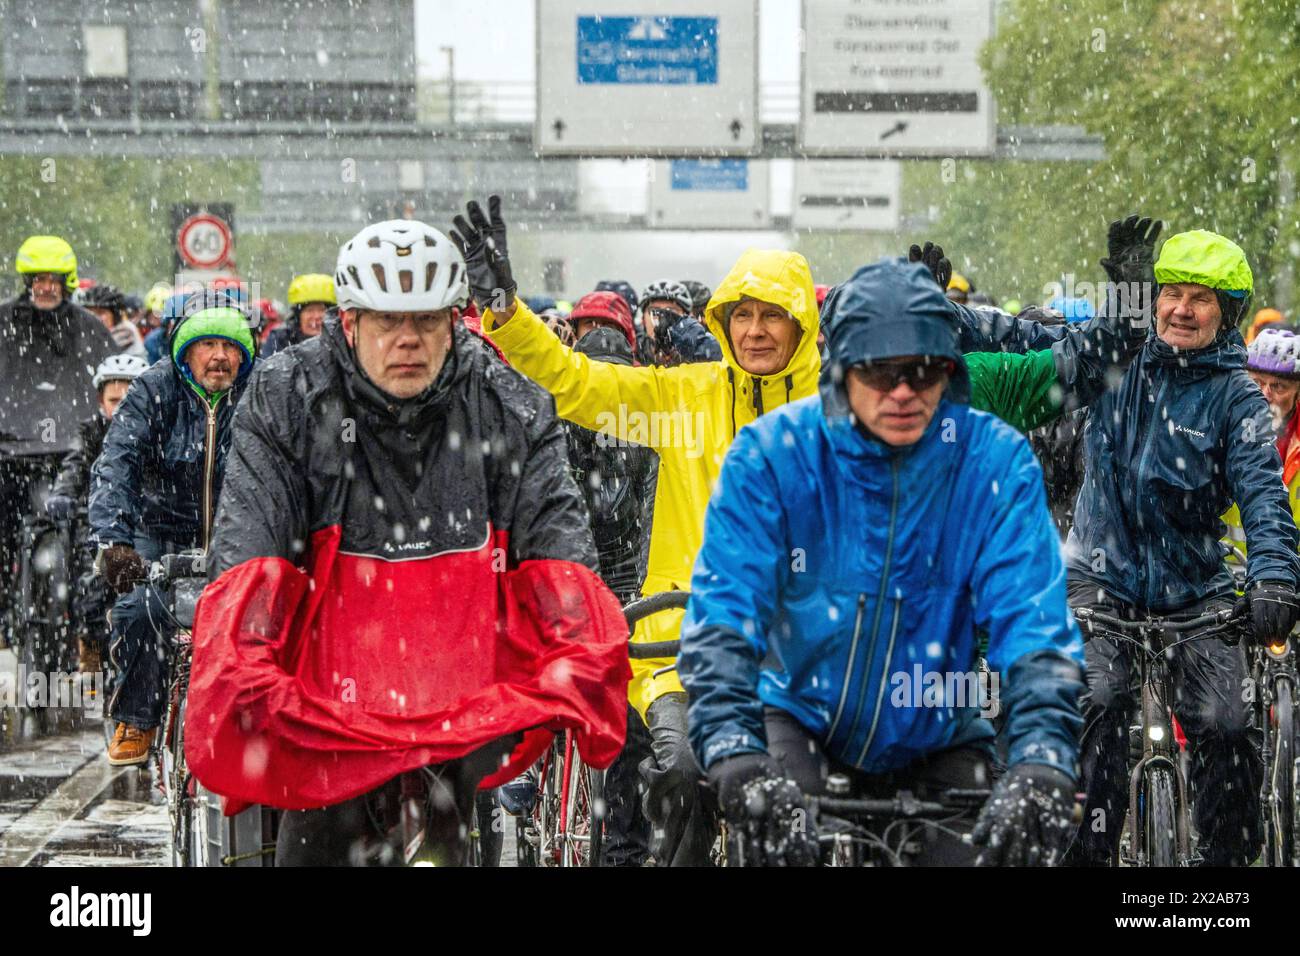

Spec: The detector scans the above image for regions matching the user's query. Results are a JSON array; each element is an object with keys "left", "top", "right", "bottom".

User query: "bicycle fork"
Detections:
[{"left": 1128, "top": 655, "right": 1191, "bottom": 863}]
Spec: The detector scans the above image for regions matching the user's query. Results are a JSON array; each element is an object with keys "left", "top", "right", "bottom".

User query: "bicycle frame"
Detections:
[{"left": 1075, "top": 605, "right": 1243, "bottom": 866}]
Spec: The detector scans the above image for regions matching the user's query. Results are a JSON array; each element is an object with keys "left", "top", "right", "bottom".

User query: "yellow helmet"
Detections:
[
  {"left": 947, "top": 273, "right": 971, "bottom": 294},
  {"left": 144, "top": 282, "right": 172, "bottom": 316},
  {"left": 287, "top": 273, "right": 336, "bottom": 307},
  {"left": 15, "top": 235, "right": 78, "bottom": 291}
]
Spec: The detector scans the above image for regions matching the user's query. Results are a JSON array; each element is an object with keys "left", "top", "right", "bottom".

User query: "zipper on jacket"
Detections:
[
  {"left": 1133, "top": 376, "right": 1168, "bottom": 605},
  {"left": 856, "top": 594, "right": 904, "bottom": 765},
  {"left": 840, "top": 458, "right": 901, "bottom": 755},
  {"left": 826, "top": 592, "right": 868, "bottom": 741},
  {"left": 201, "top": 393, "right": 226, "bottom": 551}
]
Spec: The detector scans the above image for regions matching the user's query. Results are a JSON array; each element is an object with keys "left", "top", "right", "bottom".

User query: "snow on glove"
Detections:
[
  {"left": 709, "top": 753, "right": 818, "bottom": 867},
  {"left": 972, "top": 763, "right": 1076, "bottom": 867},
  {"left": 449, "top": 194, "right": 517, "bottom": 313}
]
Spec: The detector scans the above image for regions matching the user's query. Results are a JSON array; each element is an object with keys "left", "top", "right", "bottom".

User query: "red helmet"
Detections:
[{"left": 814, "top": 284, "right": 831, "bottom": 308}]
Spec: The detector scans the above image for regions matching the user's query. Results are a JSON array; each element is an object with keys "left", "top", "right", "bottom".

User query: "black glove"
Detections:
[
  {"left": 650, "top": 307, "right": 685, "bottom": 358},
  {"left": 44, "top": 494, "right": 77, "bottom": 521},
  {"left": 1098, "top": 214, "right": 1163, "bottom": 286},
  {"left": 972, "top": 763, "right": 1076, "bottom": 866},
  {"left": 1247, "top": 581, "right": 1300, "bottom": 646},
  {"left": 100, "top": 544, "right": 147, "bottom": 595},
  {"left": 908, "top": 241, "right": 952, "bottom": 293},
  {"left": 449, "top": 195, "right": 517, "bottom": 313},
  {"left": 708, "top": 753, "right": 818, "bottom": 867}
]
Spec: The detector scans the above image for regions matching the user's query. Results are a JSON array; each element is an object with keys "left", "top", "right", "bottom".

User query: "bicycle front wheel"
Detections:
[
  {"left": 1268, "top": 680, "right": 1296, "bottom": 866},
  {"left": 1142, "top": 766, "right": 1178, "bottom": 867}
]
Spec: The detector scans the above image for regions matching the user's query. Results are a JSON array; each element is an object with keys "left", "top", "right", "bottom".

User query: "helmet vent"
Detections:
[
  {"left": 399, "top": 270, "right": 413, "bottom": 294},
  {"left": 347, "top": 265, "right": 362, "bottom": 290},
  {"left": 367, "top": 236, "right": 382, "bottom": 249},
  {"left": 371, "top": 263, "right": 388, "bottom": 293},
  {"left": 425, "top": 262, "right": 437, "bottom": 292}
]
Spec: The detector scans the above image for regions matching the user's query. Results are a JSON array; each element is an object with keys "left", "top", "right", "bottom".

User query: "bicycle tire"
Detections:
[
  {"left": 514, "top": 817, "right": 538, "bottom": 867},
  {"left": 1268, "top": 680, "right": 1295, "bottom": 867},
  {"left": 588, "top": 766, "right": 605, "bottom": 867},
  {"left": 1143, "top": 766, "right": 1178, "bottom": 867},
  {"left": 622, "top": 591, "right": 690, "bottom": 629}
]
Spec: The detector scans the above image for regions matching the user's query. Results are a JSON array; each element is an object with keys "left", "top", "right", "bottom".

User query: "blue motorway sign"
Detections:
[
  {"left": 577, "top": 16, "right": 718, "bottom": 85},
  {"left": 670, "top": 159, "right": 748, "bottom": 191}
]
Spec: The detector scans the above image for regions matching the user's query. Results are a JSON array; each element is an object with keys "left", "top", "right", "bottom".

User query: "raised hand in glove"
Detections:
[
  {"left": 908, "top": 241, "right": 952, "bottom": 293},
  {"left": 100, "top": 544, "right": 147, "bottom": 595},
  {"left": 1246, "top": 581, "right": 1300, "bottom": 646},
  {"left": 972, "top": 763, "right": 1076, "bottom": 866},
  {"left": 449, "top": 195, "right": 517, "bottom": 314},
  {"left": 708, "top": 753, "right": 818, "bottom": 867},
  {"left": 1099, "top": 214, "right": 1163, "bottom": 286}
]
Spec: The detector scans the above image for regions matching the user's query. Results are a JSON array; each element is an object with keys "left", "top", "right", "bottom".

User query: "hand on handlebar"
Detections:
[
  {"left": 709, "top": 753, "right": 818, "bottom": 867},
  {"left": 972, "top": 763, "right": 1076, "bottom": 867},
  {"left": 101, "top": 544, "right": 147, "bottom": 595},
  {"left": 1241, "top": 582, "right": 1300, "bottom": 647}
]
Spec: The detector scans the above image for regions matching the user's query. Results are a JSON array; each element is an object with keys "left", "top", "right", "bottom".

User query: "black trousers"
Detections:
[
  {"left": 1064, "top": 580, "right": 1263, "bottom": 866},
  {"left": 765, "top": 707, "right": 990, "bottom": 866},
  {"left": 602, "top": 704, "right": 652, "bottom": 866},
  {"left": 639, "top": 692, "right": 716, "bottom": 866},
  {"left": 275, "top": 736, "right": 517, "bottom": 867}
]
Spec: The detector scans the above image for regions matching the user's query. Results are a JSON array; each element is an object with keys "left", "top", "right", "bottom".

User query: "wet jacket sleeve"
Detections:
[
  {"left": 965, "top": 350, "right": 1061, "bottom": 433},
  {"left": 483, "top": 302, "right": 686, "bottom": 445},
  {"left": 506, "top": 391, "right": 600, "bottom": 572},
  {"left": 208, "top": 362, "right": 309, "bottom": 578},
  {"left": 954, "top": 304, "right": 1069, "bottom": 354},
  {"left": 679, "top": 427, "right": 784, "bottom": 770},
  {"left": 668, "top": 317, "right": 723, "bottom": 363},
  {"left": 1226, "top": 386, "right": 1300, "bottom": 588},
  {"left": 51, "top": 418, "right": 100, "bottom": 501},
  {"left": 972, "top": 434, "right": 1085, "bottom": 779},
  {"left": 1049, "top": 296, "right": 1151, "bottom": 411},
  {"left": 88, "top": 380, "right": 155, "bottom": 547}
]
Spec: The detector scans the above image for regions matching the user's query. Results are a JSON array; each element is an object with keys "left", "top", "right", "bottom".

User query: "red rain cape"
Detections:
[{"left": 185, "top": 526, "right": 630, "bottom": 813}]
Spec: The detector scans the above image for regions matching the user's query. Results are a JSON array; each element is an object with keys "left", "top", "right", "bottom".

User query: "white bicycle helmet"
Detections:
[
  {"left": 335, "top": 220, "right": 469, "bottom": 313},
  {"left": 93, "top": 353, "right": 149, "bottom": 390}
]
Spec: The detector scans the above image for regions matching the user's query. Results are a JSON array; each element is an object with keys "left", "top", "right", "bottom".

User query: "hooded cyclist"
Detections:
[
  {"left": 88, "top": 292, "right": 256, "bottom": 765},
  {"left": 679, "top": 257, "right": 1084, "bottom": 866},
  {"left": 466, "top": 195, "right": 822, "bottom": 865}
]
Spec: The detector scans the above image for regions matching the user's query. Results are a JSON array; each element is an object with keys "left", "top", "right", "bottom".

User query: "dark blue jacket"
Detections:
[
  {"left": 679, "top": 397, "right": 1085, "bottom": 778},
  {"left": 1066, "top": 330, "right": 1300, "bottom": 610},
  {"left": 88, "top": 357, "right": 246, "bottom": 548},
  {"left": 144, "top": 325, "right": 166, "bottom": 365}
]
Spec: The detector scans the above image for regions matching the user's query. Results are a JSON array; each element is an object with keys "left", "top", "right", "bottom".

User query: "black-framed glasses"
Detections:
[
  {"left": 362, "top": 310, "right": 452, "bottom": 333},
  {"left": 853, "top": 358, "right": 956, "bottom": 392}
]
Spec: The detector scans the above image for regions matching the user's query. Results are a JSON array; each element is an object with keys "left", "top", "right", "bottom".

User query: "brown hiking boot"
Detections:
[
  {"left": 78, "top": 639, "right": 101, "bottom": 674},
  {"left": 107, "top": 722, "right": 155, "bottom": 766}
]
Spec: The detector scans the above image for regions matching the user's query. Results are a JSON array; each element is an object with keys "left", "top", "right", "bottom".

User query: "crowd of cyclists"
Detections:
[{"left": 3, "top": 197, "right": 1300, "bottom": 867}]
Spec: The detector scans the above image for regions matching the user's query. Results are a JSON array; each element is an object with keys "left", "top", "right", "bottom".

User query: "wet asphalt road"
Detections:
[{"left": 0, "top": 727, "right": 169, "bottom": 867}]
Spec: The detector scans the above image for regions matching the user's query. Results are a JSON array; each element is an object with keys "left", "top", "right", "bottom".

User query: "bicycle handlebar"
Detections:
[
  {"left": 150, "top": 551, "right": 208, "bottom": 586},
  {"left": 1074, "top": 605, "right": 1241, "bottom": 633},
  {"left": 622, "top": 591, "right": 690, "bottom": 627},
  {"left": 810, "top": 788, "right": 990, "bottom": 820}
]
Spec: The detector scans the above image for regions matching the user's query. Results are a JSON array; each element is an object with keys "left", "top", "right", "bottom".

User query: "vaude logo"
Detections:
[
  {"left": 49, "top": 886, "right": 151, "bottom": 936},
  {"left": 1174, "top": 423, "right": 1207, "bottom": 440}
]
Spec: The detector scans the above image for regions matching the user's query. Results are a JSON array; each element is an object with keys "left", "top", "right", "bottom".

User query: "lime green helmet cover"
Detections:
[{"left": 1154, "top": 229, "right": 1253, "bottom": 297}]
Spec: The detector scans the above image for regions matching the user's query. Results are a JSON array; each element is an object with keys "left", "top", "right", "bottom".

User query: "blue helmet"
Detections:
[{"left": 1046, "top": 296, "right": 1095, "bottom": 323}]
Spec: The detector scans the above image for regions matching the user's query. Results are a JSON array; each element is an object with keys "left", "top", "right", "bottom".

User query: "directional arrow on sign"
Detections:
[
  {"left": 553, "top": 118, "right": 566, "bottom": 141},
  {"left": 880, "top": 121, "right": 908, "bottom": 141},
  {"left": 730, "top": 119, "right": 743, "bottom": 141}
]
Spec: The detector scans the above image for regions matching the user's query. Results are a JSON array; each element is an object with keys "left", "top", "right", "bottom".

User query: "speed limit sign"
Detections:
[{"left": 177, "top": 212, "right": 233, "bottom": 270}]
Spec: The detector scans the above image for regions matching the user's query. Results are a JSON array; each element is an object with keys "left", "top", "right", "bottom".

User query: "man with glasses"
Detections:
[
  {"left": 185, "top": 219, "right": 628, "bottom": 866},
  {"left": 639, "top": 279, "right": 721, "bottom": 366},
  {"left": 679, "top": 256, "right": 1085, "bottom": 867}
]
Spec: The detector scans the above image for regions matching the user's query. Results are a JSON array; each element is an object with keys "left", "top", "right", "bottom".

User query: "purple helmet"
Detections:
[{"left": 1248, "top": 327, "right": 1300, "bottom": 379}]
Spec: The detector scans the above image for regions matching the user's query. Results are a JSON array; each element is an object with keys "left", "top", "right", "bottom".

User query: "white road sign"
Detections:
[
  {"left": 537, "top": 0, "right": 759, "bottom": 155},
  {"left": 648, "top": 159, "right": 769, "bottom": 228},
  {"left": 800, "top": 0, "right": 995, "bottom": 156},
  {"left": 792, "top": 160, "right": 901, "bottom": 230}
]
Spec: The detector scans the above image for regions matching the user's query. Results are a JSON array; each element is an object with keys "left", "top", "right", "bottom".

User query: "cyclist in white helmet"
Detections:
[{"left": 186, "top": 218, "right": 630, "bottom": 866}]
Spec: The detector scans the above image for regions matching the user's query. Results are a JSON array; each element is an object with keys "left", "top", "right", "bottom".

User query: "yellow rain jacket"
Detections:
[{"left": 483, "top": 249, "right": 821, "bottom": 719}]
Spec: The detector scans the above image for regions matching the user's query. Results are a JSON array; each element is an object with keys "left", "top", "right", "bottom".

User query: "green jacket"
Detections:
[{"left": 967, "top": 348, "right": 1061, "bottom": 433}]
